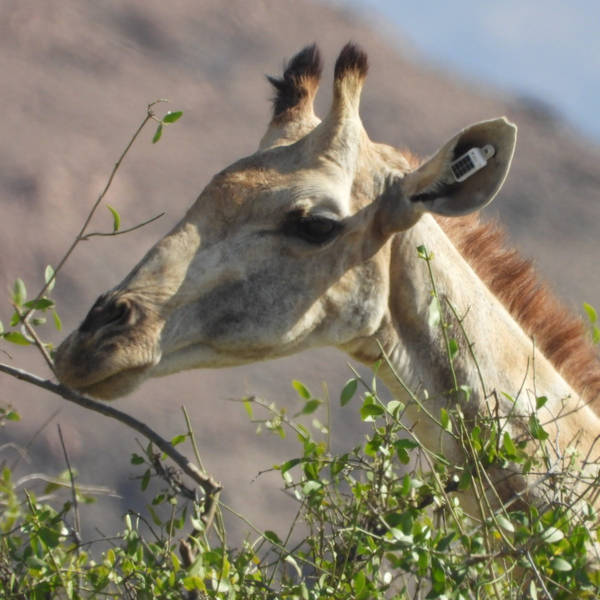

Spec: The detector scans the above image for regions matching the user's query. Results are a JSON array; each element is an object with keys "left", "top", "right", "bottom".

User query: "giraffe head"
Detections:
[{"left": 54, "top": 44, "right": 516, "bottom": 399}]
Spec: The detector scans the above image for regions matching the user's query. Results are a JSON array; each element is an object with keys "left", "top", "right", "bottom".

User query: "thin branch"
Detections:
[
  {"left": 14, "top": 473, "right": 118, "bottom": 497},
  {"left": 11, "top": 407, "right": 61, "bottom": 472},
  {"left": 10, "top": 303, "right": 56, "bottom": 375},
  {"left": 57, "top": 424, "right": 81, "bottom": 546},
  {"left": 0, "top": 362, "right": 222, "bottom": 520},
  {"left": 20, "top": 100, "right": 166, "bottom": 325},
  {"left": 182, "top": 406, "right": 226, "bottom": 541},
  {"left": 79, "top": 211, "right": 166, "bottom": 240}
]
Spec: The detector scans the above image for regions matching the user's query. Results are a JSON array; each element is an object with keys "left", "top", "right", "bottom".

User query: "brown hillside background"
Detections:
[{"left": 2, "top": 0, "right": 599, "bottom": 538}]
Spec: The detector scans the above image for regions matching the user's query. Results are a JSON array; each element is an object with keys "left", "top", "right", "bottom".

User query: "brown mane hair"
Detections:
[{"left": 436, "top": 213, "right": 600, "bottom": 409}]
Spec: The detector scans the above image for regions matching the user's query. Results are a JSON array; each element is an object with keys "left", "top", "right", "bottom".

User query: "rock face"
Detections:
[{"left": 1, "top": 0, "right": 599, "bottom": 537}]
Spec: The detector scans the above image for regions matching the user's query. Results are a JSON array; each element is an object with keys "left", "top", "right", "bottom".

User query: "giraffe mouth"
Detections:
[
  {"left": 70, "top": 365, "right": 154, "bottom": 400},
  {"left": 53, "top": 324, "right": 162, "bottom": 400}
]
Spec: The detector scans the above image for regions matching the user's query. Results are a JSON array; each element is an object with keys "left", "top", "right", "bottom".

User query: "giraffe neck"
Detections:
[{"left": 344, "top": 214, "right": 600, "bottom": 468}]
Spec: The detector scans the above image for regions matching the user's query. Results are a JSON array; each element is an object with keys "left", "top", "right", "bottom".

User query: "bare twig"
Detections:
[
  {"left": 20, "top": 100, "right": 167, "bottom": 325},
  {"left": 80, "top": 211, "right": 165, "bottom": 240},
  {"left": 14, "top": 473, "right": 118, "bottom": 497},
  {"left": 0, "top": 362, "right": 222, "bottom": 523},
  {"left": 11, "top": 408, "right": 61, "bottom": 472},
  {"left": 57, "top": 424, "right": 81, "bottom": 546},
  {"left": 13, "top": 304, "right": 56, "bottom": 375}
]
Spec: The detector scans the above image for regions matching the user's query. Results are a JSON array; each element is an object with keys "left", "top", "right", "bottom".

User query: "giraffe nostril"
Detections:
[
  {"left": 79, "top": 294, "right": 136, "bottom": 333},
  {"left": 111, "top": 300, "right": 130, "bottom": 324}
]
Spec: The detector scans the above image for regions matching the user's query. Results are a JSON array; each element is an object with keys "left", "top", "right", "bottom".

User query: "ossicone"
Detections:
[
  {"left": 267, "top": 43, "right": 322, "bottom": 119},
  {"left": 259, "top": 44, "right": 323, "bottom": 150},
  {"left": 334, "top": 42, "right": 369, "bottom": 82}
]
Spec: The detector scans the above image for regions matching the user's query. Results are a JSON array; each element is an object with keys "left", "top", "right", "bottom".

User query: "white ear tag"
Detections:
[{"left": 451, "top": 144, "right": 496, "bottom": 182}]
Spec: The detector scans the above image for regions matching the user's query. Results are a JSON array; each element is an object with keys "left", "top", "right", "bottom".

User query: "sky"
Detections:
[{"left": 342, "top": 0, "right": 600, "bottom": 143}]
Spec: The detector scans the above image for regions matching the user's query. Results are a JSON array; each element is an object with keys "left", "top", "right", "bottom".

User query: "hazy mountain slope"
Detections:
[{"left": 1, "top": 0, "right": 599, "bottom": 537}]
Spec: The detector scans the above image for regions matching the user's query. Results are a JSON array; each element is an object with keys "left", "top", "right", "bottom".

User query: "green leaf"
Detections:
[
  {"left": 130, "top": 454, "right": 145, "bottom": 465},
  {"left": 458, "top": 469, "right": 472, "bottom": 491},
  {"left": 263, "top": 530, "right": 282, "bottom": 545},
  {"left": 171, "top": 434, "right": 187, "bottom": 446},
  {"left": 5, "top": 410, "right": 20, "bottom": 422},
  {"left": 584, "top": 302, "right": 598, "bottom": 324},
  {"left": 360, "top": 400, "right": 384, "bottom": 422},
  {"left": 416, "top": 245, "right": 429, "bottom": 260},
  {"left": 431, "top": 559, "right": 445, "bottom": 584},
  {"left": 52, "top": 309, "right": 62, "bottom": 331},
  {"left": 436, "top": 532, "right": 456, "bottom": 552},
  {"left": 541, "top": 526, "right": 564, "bottom": 544},
  {"left": 242, "top": 398, "right": 253, "bottom": 419},
  {"left": 300, "top": 399, "right": 321, "bottom": 415},
  {"left": 280, "top": 458, "right": 302, "bottom": 474},
  {"left": 45, "top": 265, "right": 56, "bottom": 292},
  {"left": 551, "top": 557, "right": 572, "bottom": 572},
  {"left": 24, "top": 298, "right": 54, "bottom": 311},
  {"left": 284, "top": 554, "right": 302, "bottom": 579},
  {"left": 364, "top": 437, "right": 380, "bottom": 457},
  {"left": 529, "top": 415, "right": 549, "bottom": 441},
  {"left": 387, "top": 399, "right": 404, "bottom": 416},
  {"left": 353, "top": 571, "right": 366, "bottom": 595},
  {"left": 141, "top": 468, "right": 151, "bottom": 491},
  {"left": 302, "top": 480, "right": 323, "bottom": 496},
  {"left": 107, "top": 205, "right": 121, "bottom": 232},
  {"left": 162, "top": 110, "right": 183, "bottom": 123},
  {"left": 496, "top": 514, "right": 515, "bottom": 533},
  {"left": 448, "top": 338, "right": 458, "bottom": 360},
  {"left": 400, "top": 473, "right": 412, "bottom": 496},
  {"left": 395, "top": 438, "right": 419, "bottom": 451},
  {"left": 459, "top": 384, "right": 472, "bottom": 402},
  {"left": 440, "top": 408, "right": 452, "bottom": 432},
  {"left": 395, "top": 448, "right": 410, "bottom": 464},
  {"left": 501, "top": 391, "right": 515, "bottom": 403},
  {"left": 292, "top": 380, "right": 311, "bottom": 400},
  {"left": 3, "top": 332, "right": 31, "bottom": 345},
  {"left": 12, "top": 278, "right": 26, "bottom": 307},
  {"left": 38, "top": 526, "right": 60, "bottom": 548},
  {"left": 529, "top": 580, "right": 538, "bottom": 600},
  {"left": 340, "top": 378, "right": 358, "bottom": 406},
  {"left": 502, "top": 432, "right": 517, "bottom": 457},
  {"left": 183, "top": 576, "right": 205, "bottom": 591},
  {"left": 152, "top": 123, "right": 163, "bottom": 144},
  {"left": 147, "top": 504, "right": 162, "bottom": 526},
  {"left": 536, "top": 396, "right": 548, "bottom": 410},
  {"left": 391, "top": 528, "right": 414, "bottom": 545}
]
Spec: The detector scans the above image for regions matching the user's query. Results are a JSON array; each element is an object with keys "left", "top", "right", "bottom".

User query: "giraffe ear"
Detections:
[{"left": 403, "top": 117, "right": 517, "bottom": 217}]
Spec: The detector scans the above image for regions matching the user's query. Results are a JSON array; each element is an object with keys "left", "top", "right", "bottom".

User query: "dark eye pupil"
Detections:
[
  {"left": 282, "top": 210, "right": 342, "bottom": 244},
  {"left": 304, "top": 219, "right": 334, "bottom": 236},
  {"left": 295, "top": 217, "right": 339, "bottom": 244}
]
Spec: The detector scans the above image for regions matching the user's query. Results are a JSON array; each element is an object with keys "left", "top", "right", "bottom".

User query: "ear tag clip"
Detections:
[{"left": 451, "top": 144, "right": 495, "bottom": 182}]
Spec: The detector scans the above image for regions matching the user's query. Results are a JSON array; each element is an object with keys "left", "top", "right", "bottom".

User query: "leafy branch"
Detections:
[
  {"left": 3, "top": 100, "right": 180, "bottom": 345},
  {"left": 0, "top": 361, "right": 222, "bottom": 527}
]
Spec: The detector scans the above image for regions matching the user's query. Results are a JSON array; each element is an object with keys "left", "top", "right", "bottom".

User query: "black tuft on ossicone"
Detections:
[
  {"left": 334, "top": 42, "right": 369, "bottom": 81},
  {"left": 267, "top": 43, "right": 322, "bottom": 117}
]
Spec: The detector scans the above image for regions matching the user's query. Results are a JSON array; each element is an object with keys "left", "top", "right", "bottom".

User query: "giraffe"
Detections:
[{"left": 54, "top": 43, "right": 600, "bottom": 506}]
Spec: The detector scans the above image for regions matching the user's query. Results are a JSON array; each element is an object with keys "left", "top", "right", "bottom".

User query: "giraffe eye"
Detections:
[{"left": 285, "top": 214, "right": 342, "bottom": 244}]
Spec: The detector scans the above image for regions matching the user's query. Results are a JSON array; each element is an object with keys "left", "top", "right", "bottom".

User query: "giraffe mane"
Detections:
[{"left": 436, "top": 213, "right": 600, "bottom": 409}]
